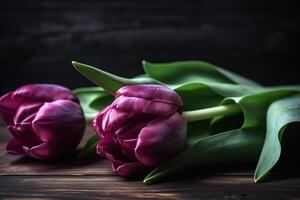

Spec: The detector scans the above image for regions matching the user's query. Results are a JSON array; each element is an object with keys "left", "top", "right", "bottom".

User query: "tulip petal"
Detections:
[
  {"left": 135, "top": 113, "right": 187, "bottom": 167},
  {"left": 93, "top": 105, "right": 130, "bottom": 137},
  {"left": 6, "top": 138, "right": 25, "bottom": 155},
  {"left": 113, "top": 96, "right": 178, "bottom": 116},
  {"left": 93, "top": 84, "right": 186, "bottom": 176},
  {"left": 118, "top": 138, "right": 138, "bottom": 161},
  {"left": 114, "top": 113, "right": 152, "bottom": 139},
  {"left": 13, "top": 84, "right": 78, "bottom": 103},
  {"left": 96, "top": 134, "right": 128, "bottom": 162},
  {"left": 116, "top": 84, "right": 182, "bottom": 107},
  {"left": 0, "top": 92, "right": 23, "bottom": 125},
  {"left": 97, "top": 135, "right": 147, "bottom": 177},
  {"left": 32, "top": 100, "right": 85, "bottom": 143},
  {"left": 115, "top": 162, "right": 148, "bottom": 177},
  {"left": 8, "top": 125, "right": 42, "bottom": 149},
  {"left": 92, "top": 106, "right": 110, "bottom": 136},
  {"left": 14, "top": 101, "right": 43, "bottom": 124},
  {"left": 101, "top": 107, "right": 128, "bottom": 133},
  {"left": 23, "top": 140, "right": 72, "bottom": 159}
]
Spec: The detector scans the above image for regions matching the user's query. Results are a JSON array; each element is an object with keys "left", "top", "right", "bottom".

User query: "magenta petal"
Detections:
[
  {"left": 8, "top": 125, "right": 42, "bottom": 149},
  {"left": 23, "top": 138, "right": 80, "bottom": 159},
  {"left": 14, "top": 101, "right": 43, "bottom": 124},
  {"left": 135, "top": 113, "right": 187, "bottom": 167},
  {"left": 118, "top": 138, "right": 138, "bottom": 161},
  {"left": 32, "top": 100, "right": 85, "bottom": 143},
  {"left": 6, "top": 138, "right": 25, "bottom": 155},
  {"left": 115, "top": 162, "right": 148, "bottom": 177},
  {"left": 96, "top": 134, "right": 146, "bottom": 176},
  {"left": 113, "top": 96, "right": 178, "bottom": 116},
  {"left": 114, "top": 114, "right": 151, "bottom": 139},
  {"left": 0, "top": 92, "right": 23, "bottom": 125},
  {"left": 23, "top": 140, "right": 62, "bottom": 159},
  {"left": 97, "top": 134, "right": 128, "bottom": 162},
  {"left": 13, "top": 84, "right": 78, "bottom": 103},
  {"left": 101, "top": 107, "right": 128, "bottom": 132},
  {"left": 116, "top": 84, "right": 183, "bottom": 107},
  {"left": 93, "top": 106, "right": 111, "bottom": 137},
  {"left": 93, "top": 106, "right": 129, "bottom": 137}
]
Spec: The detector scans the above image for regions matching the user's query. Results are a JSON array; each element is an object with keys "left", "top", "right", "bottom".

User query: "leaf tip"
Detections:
[
  {"left": 254, "top": 169, "right": 266, "bottom": 183},
  {"left": 254, "top": 174, "right": 262, "bottom": 183},
  {"left": 143, "top": 172, "right": 161, "bottom": 185},
  {"left": 143, "top": 178, "right": 149, "bottom": 185},
  {"left": 142, "top": 60, "right": 155, "bottom": 66},
  {"left": 71, "top": 60, "right": 84, "bottom": 70},
  {"left": 142, "top": 60, "right": 152, "bottom": 74},
  {"left": 142, "top": 60, "right": 147, "bottom": 65},
  {"left": 143, "top": 177, "right": 153, "bottom": 185}
]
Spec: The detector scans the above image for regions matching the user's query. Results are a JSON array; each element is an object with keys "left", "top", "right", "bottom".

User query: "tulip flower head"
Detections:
[
  {"left": 93, "top": 85, "right": 187, "bottom": 177},
  {"left": 0, "top": 84, "right": 86, "bottom": 160}
]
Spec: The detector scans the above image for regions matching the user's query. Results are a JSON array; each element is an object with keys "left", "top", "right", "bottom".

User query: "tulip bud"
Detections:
[
  {"left": 93, "top": 85, "right": 187, "bottom": 177},
  {"left": 0, "top": 84, "right": 85, "bottom": 159}
]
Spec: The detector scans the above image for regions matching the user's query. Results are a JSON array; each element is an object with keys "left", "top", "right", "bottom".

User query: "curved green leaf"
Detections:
[
  {"left": 72, "top": 61, "right": 130, "bottom": 94},
  {"left": 72, "top": 61, "right": 159, "bottom": 94},
  {"left": 73, "top": 87, "right": 114, "bottom": 122},
  {"left": 144, "top": 128, "right": 265, "bottom": 184},
  {"left": 254, "top": 94, "right": 300, "bottom": 182},
  {"left": 221, "top": 87, "right": 300, "bottom": 128},
  {"left": 142, "top": 60, "right": 263, "bottom": 111},
  {"left": 145, "top": 87, "right": 300, "bottom": 184},
  {"left": 143, "top": 60, "right": 261, "bottom": 87},
  {"left": 73, "top": 60, "right": 261, "bottom": 112},
  {"left": 175, "top": 82, "right": 260, "bottom": 111},
  {"left": 79, "top": 134, "right": 100, "bottom": 159}
]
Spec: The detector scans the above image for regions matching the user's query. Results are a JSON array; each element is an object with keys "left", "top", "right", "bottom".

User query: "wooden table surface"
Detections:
[{"left": 0, "top": 126, "right": 300, "bottom": 200}]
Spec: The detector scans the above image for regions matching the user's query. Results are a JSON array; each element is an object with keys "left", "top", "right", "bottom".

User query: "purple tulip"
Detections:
[
  {"left": 0, "top": 84, "right": 85, "bottom": 160},
  {"left": 93, "top": 85, "right": 187, "bottom": 177}
]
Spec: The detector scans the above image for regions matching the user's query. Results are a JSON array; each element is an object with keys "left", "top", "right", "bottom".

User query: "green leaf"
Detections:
[
  {"left": 144, "top": 128, "right": 265, "bottom": 184},
  {"left": 72, "top": 61, "right": 129, "bottom": 93},
  {"left": 145, "top": 87, "right": 300, "bottom": 184},
  {"left": 221, "top": 87, "right": 300, "bottom": 128},
  {"left": 73, "top": 60, "right": 260, "bottom": 112},
  {"left": 143, "top": 60, "right": 263, "bottom": 111},
  {"left": 174, "top": 82, "right": 262, "bottom": 111},
  {"left": 254, "top": 94, "right": 300, "bottom": 182},
  {"left": 143, "top": 60, "right": 261, "bottom": 87},
  {"left": 79, "top": 134, "right": 100, "bottom": 159},
  {"left": 72, "top": 61, "right": 159, "bottom": 94},
  {"left": 73, "top": 87, "right": 114, "bottom": 122}
]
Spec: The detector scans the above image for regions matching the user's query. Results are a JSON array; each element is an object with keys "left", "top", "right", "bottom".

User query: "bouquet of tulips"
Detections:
[{"left": 1, "top": 60, "right": 299, "bottom": 184}]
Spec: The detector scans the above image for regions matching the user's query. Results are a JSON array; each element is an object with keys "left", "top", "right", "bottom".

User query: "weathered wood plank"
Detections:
[
  {"left": 1, "top": 0, "right": 300, "bottom": 94},
  {"left": 0, "top": 126, "right": 257, "bottom": 176},
  {"left": 1, "top": 125, "right": 300, "bottom": 199},
  {"left": 0, "top": 175, "right": 299, "bottom": 200},
  {"left": 0, "top": 126, "right": 299, "bottom": 178},
  {"left": 0, "top": 126, "right": 112, "bottom": 176}
]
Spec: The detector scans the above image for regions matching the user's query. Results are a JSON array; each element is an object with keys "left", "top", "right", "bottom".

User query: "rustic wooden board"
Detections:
[
  {"left": 0, "top": 126, "right": 300, "bottom": 199},
  {"left": 1, "top": 0, "right": 300, "bottom": 95},
  {"left": 1, "top": 176, "right": 300, "bottom": 200}
]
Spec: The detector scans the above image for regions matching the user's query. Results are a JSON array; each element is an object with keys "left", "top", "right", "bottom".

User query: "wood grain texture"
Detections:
[
  {"left": 0, "top": 126, "right": 300, "bottom": 199},
  {"left": 0, "top": 0, "right": 300, "bottom": 94},
  {"left": 1, "top": 1, "right": 300, "bottom": 199},
  {"left": 1, "top": 176, "right": 300, "bottom": 200}
]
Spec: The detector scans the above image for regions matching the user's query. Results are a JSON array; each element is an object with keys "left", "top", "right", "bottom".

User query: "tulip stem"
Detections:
[
  {"left": 84, "top": 104, "right": 242, "bottom": 123},
  {"left": 182, "top": 104, "right": 242, "bottom": 122}
]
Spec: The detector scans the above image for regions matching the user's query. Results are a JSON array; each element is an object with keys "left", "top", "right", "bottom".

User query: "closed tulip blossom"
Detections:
[
  {"left": 0, "top": 84, "right": 85, "bottom": 160},
  {"left": 93, "top": 85, "right": 187, "bottom": 177}
]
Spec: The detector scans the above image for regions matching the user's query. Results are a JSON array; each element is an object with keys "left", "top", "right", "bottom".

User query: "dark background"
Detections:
[{"left": 0, "top": 0, "right": 299, "bottom": 94}]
